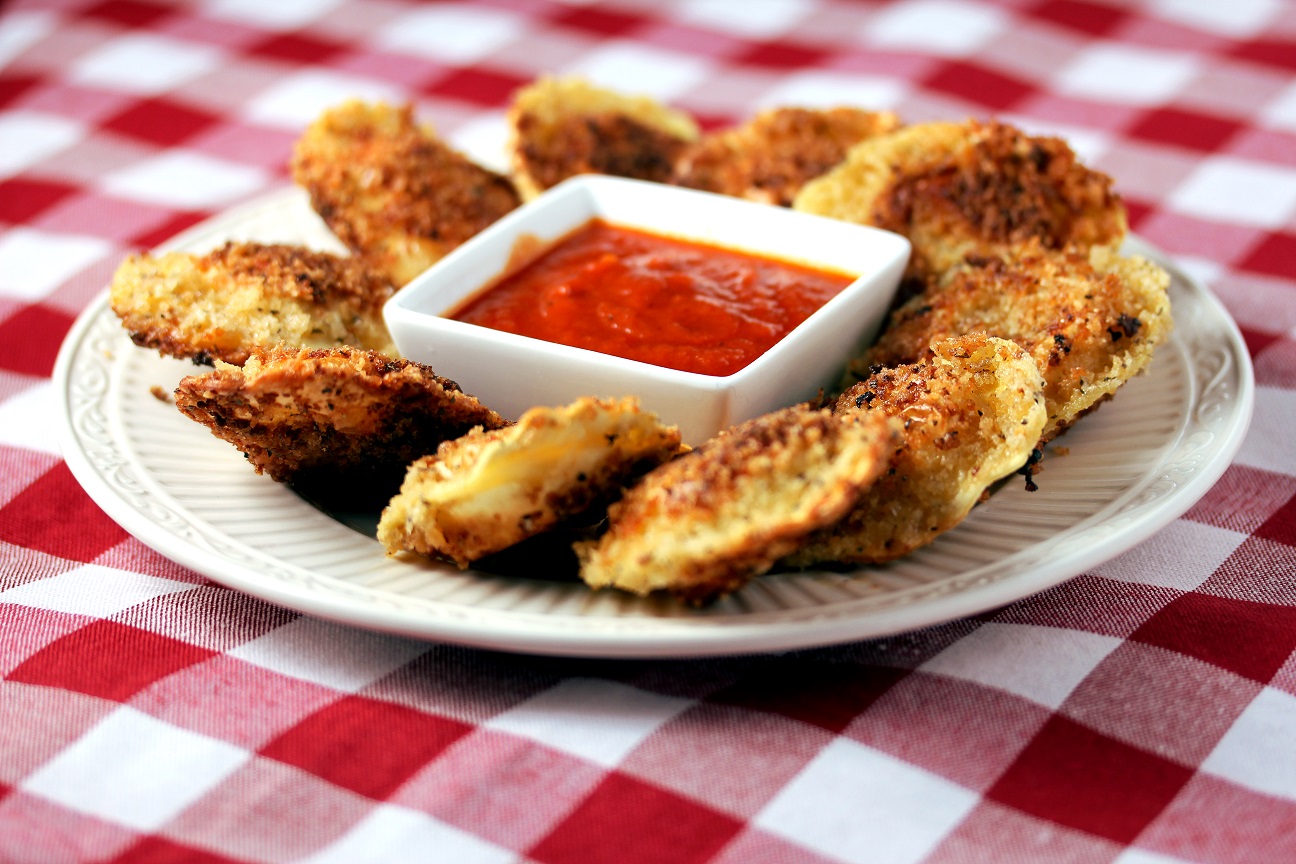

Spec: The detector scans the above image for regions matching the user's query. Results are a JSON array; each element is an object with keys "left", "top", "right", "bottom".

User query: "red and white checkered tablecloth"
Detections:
[{"left": 2, "top": 0, "right": 1295, "bottom": 861}]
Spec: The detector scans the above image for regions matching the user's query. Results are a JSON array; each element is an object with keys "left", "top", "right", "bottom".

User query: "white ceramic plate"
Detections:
[{"left": 55, "top": 187, "right": 1254, "bottom": 657}]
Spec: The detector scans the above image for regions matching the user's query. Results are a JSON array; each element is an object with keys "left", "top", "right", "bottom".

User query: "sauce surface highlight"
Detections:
[{"left": 451, "top": 220, "right": 855, "bottom": 377}]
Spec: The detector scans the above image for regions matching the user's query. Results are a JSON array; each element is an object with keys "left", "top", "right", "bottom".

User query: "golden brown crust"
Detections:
[
  {"left": 575, "top": 405, "right": 899, "bottom": 604},
  {"left": 378, "top": 397, "right": 681, "bottom": 568},
  {"left": 786, "top": 334, "right": 1047, "bottom": 567},
  {"left": 671, "top": 107, "right": 900, "bottom": 206},
  {"left": 507, "top": 76, "right": 700, "bottom": 200},
  {"left": 291, "top": 100, "right": 521, "bottom": 286},
  {"left": 856, "top": 243, "right": 1172, "bottom": 441},
  {"left": 174, "top": 346, "right": 507, "bottom": 502},
  {"left": 793, "top": 119, "right": 1127, "bottom": 282},
  {"left": 109, "top": 242, "right": 396, "bottom": 366}
]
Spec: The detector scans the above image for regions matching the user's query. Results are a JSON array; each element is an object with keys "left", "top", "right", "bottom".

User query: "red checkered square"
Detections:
[
  {"left": 551, "top": 6, "right": 647, "bottom": 38},
  {"left": 0, "top": 178, "right": 78, "bottom": 224},
  {"left": 709, "top": 660, "right": 908, "bottom": 733},
  {"left": 394, "top": 728, "right": 606, "bottom": 851},
  {"left": 7, "top": 619, "right": 216, "bottom": 701},
  {"left": 1239, "top": 230, "right": 1296, "bottom": 280},
  {"left": 735, "top": 41, "right": 829, "bottom": 70},
  {"left": 1129, "top": 591, "right": 1296, "bottom": 682},
  {"left": 1139, "top": 773, "right": 1296, "bottom": 863},
  {"left": 846, "top": 672, "right": 1052, "bottom": 792},
  {"left": 1128, "top": 106, "right": 1244, "bottom": 152},
  {"left": 1060, "top": 641, "right": 1262, "bottom": 765},
  {"left": 83, "top": 0, "right": 175, "bottom": 30},
  {"left": 0, "top": 75, "right": 40, "bottom": 111},
  {"left": 109, "top": 836, "right": 248, "bottom": 864},
  {"left": 424, "top": 67, "right": 532, "bottom": 108},
  {"left": 528, "top": 772, "right": 743, "bottom": 864},
  {"left": 620, "top": 703, "right": 833, "bottom": 818},
  {"left": 130, "top": 655, "right": 341, "bottom": 750},
  {"left": 1232, "top": 37, "right": 1296, "bottom": 73},
  {"left": 248, "top": 32, "right": 345, "bottom": 65},
  {"left": 0, "top": 304, "right": 78, "bottom": 378},
  {"left": 0, "top": 461, "right": 127, "bottom": 561},
  {"left": 1255, "top": 497, "right": 1296, "bottom": 548},
  {"left": 923, "top": 59, "right": 1033, "bottom": 112},
  {"left": 986, "top": 715, "right": 1193, "bottom": 843},
  {"left": 101, "top": 97, "right": 221, "bottom": 147},
  {"left": 1030, "top": 0, "right": 1128, "bottom": 37},
  {"left": 259, "top": 695, "right": 472, "bottom": 800}
]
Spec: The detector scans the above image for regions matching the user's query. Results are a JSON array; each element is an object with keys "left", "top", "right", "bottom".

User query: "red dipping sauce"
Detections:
[{"left": 450, "top": 220, "right": 855, "bottom": 377}]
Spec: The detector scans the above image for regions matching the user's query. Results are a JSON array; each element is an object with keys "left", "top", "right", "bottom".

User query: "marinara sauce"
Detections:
[{"left": 450, "top": 219, "right": 855, "bottom": 377}]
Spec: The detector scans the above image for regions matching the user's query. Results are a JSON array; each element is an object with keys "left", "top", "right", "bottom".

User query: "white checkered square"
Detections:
[
  {"left": 241, "top": 69, "right": 405, "bottom": 131},
  {"left": 0, "top": 9, "right": 55, "bottom": 67},
  {"left": 675, "top": 0, "right": 809, "bottom": 39},
  {"left": 0, "top": 382, "right": 58, "bottom": 456},
  {"left": 302, "top": 804, "right": 517, "bottom": 864},
  {"left": 22, "top": 706, "right": 249, "bottom": 831},
  {"left": 67, "top": 34, "right": 222, "bottom": 96},
  {"left": 485, "top": 678, "right": 692, "bottom": 768},
  {"left": 1149, "top": 0, "right": 1284, "bottom": 38},
  {"left": 225, "top": 617, "right": 426, "bottom": 693},
  {"left": 1057, "top": 44, "right": 1197, "bottom": 105},
  {"left": 920, "top": 623, "right": 1121, "bottom": 709},
  {"left": 1091, "top": 520, "right": 1245, "bottom": 591},
  {"left": 865, "top": 0, "right": 1007, "bottom": 57},
  {"left": 755, "top": 737, "right": 978, "bottom": 864},
  {"left": 1262, "top": 79, "right": 1296, "bottom": 135},
  {"left": 449, "top": 115, "right": 511, "bottom": 173},
  {"left": 565, "top": 42, "right": 711, "bottom": 101},
  {"left": 374, "top": 6, "right": 524, "bottom": 63},
  {"left": 0, "top": 228, "right": 113, "bottom": 302},
  {"left": 1113, "top": 849, "right": 1198, "bottom": 864},
  {"left": 1202, "top": 686, "right": 1296, "bottom": 801},
  {"left": 1234, "top": 386, "right": 1296, "bottom": 477},
  {"left": 0, "top": 112, "right": 83, "bottom": 177},
  {"left": 757, "top": 71, "right": 906, "bottom": 112},
  {"left": 98, "top": 152, "right": 267, "bottom": 209},
  {"left": 201, "top": 0, "right": 345, "bottom": 30},
  {"left": 1168, "top": 156, "right": 1296, "bottom": 229},
  {"left": 0, "top": 565, "right": 197, "bottom": 618}
]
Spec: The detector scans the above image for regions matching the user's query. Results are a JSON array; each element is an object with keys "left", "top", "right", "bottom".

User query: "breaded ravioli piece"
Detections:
[
  {"left": 785, "top": 334, "right": 1047, "bottom": 567},
  {"left": 856, "top": 243, "right": 1172, "bottom": 442},
  {"left": 670, "top": 106, "right": 901, "bottom": 206},
  {"left": 174, "top": 346, "right": 506, "bottom": 503},
  {"left": 378, "top": 397, "right": 681, "bottom": 569},
  {"left": 291, "top": 100, "right": 521, "bottom": 286},
  {"left": 793, "top": 119, "right": 1126, "bottom": 281},
  {"left": 507, "top": 76, "right": 700, "bottom": 200},
  {"left": 575, "top": 406, "right": 899, "bottom": 604},
  {"left": 110, "top": 242, "right": 397, "bottom": 366}
]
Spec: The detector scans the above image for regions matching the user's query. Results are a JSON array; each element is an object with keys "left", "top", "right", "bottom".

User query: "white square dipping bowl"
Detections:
[{"left": 383, "top": 175, "right": 910, "bottom": 445}]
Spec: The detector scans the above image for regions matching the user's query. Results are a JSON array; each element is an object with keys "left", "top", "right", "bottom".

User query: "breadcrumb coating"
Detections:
[
  {"left": 575, "top": 406, "right": 899, "bottom": 604},
  {"left": 793, "top": 119, "right": 1127, "bottom": 282},
  {"left": 785, "top": 334, "right": 1047, "bottom": 567},
  {"left": 857, "top": 243, "right": 1172, "bottom": 441},
  {"left": 378, "top": 397, "right": 681, "bottom": 568},
  {"left": 671, "top": 106, "right": 900, "bottom": 206},
  {"left": 291, "top": 100, "right": 521, "bottom": 286},
  {"left": 174, "top": 346, "right": 507, "bottom": 503},
  {"left": 507, "top": 76, "right": 700, "bottom": 200},
  {"left": 110, "top": 242, "right": 396, "bottom": 366}
]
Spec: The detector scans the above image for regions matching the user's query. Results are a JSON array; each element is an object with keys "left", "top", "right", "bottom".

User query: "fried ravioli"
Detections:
[
  {"left": 378, "top": 397, "right": 682, "bottom": 569},
  {"left": 291, "top": 100, "right": 521, "bottom": 286},
  {"left": 785, "top": 334, "right": 1047, "bottom": 567},
  {"left": 110, "top": 242, "right": 397, "bottom": 366},
  {"left": 670, "top": 106, "right": 900, "bottom": 206},
  {"left": 793, "top": 119, "right": 1127, "bottom": 282},
  {"left": 575, "top": 406, "right": 899, "bottom": 604},
  {"left": 507, "top": 76, "right": 700, "bottom": 200},
  {"left": 174, "top": 346, "right": 507, "bottom": 503},
  {"left": 856, "top": 243, "right": 1172, "bottom": 441}
]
